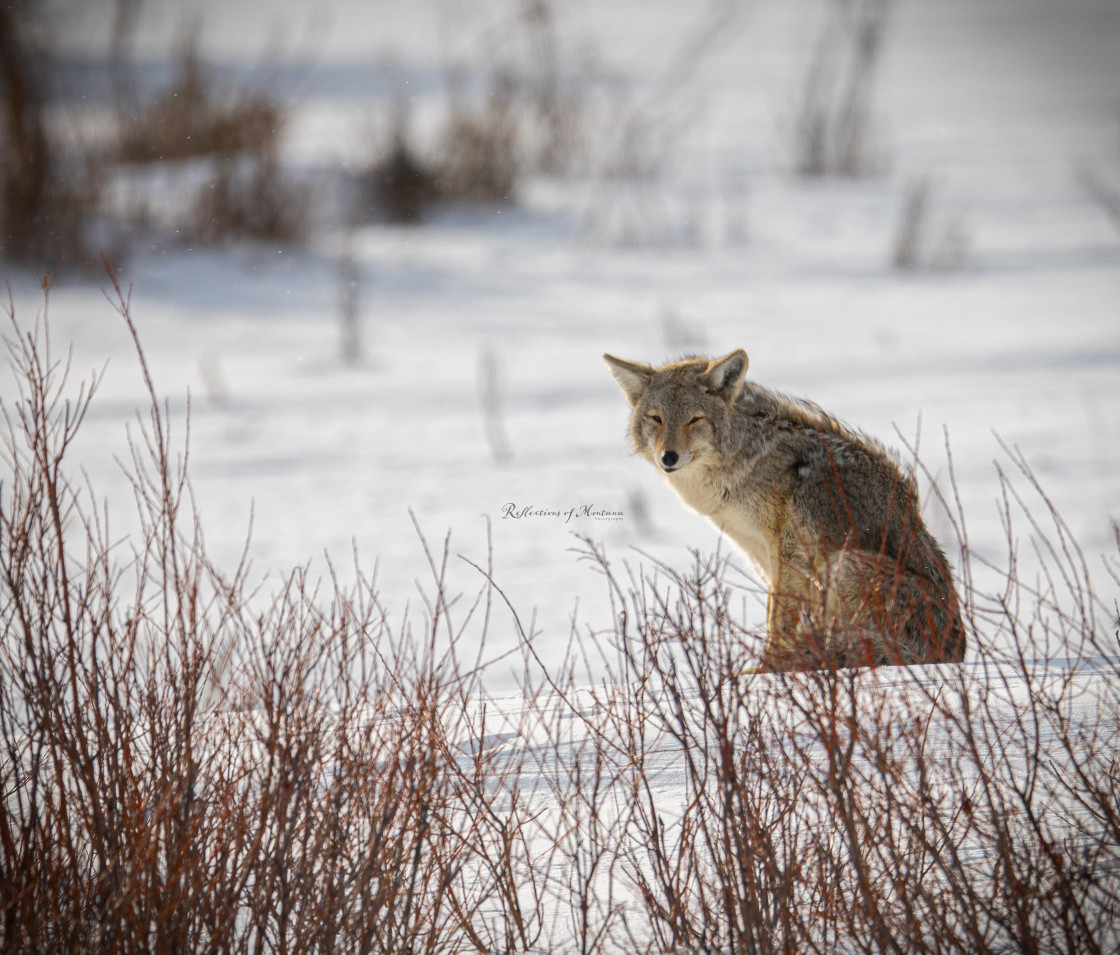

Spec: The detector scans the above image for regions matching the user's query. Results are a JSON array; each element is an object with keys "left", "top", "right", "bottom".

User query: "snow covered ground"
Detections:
[
  {"left": 3, "top": 2, "right": 1119, "bottom": 949},
  {"left": 3, "top": 0, "right": 1119, "bottom": 688}
]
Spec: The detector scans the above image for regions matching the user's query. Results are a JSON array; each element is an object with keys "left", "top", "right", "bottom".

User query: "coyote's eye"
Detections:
[
  {"left": 688, "top": 416, "right": 704, "bottom": 425},
  {"left": 648, "top": 414, "right": 663, "bottom": 425}
]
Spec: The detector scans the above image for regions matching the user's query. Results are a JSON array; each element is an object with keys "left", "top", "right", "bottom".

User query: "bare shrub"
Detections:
[
  {"left": 185, "top": 154, "right": 310, "bottom": 244},
  {"left": 0, "top": 5, "right": 51, "bottom": 262},
  {"left": 579, "top": 104, "right": 687, "bottom": 247},
  {"left": 0, "top": 3, "right": 105, "bottom": 267},
  {"left": 361, "top": 0, "right": 589, "bottom": 222},
  {"left": 1079, "top": 112, "right": 1120, "bottom": 237},
  {"left": 359, "top": 73, "right": 519, "bottom": 223},
  {"left": 626, "top": 486, "right": 653, "bottom": 537},
  {"left": 371, "top": 139, "right": 438, "bottom": 223},
  {"left": 579, "top": 0, "right": 742, "bottom": 248},
  {"left": 0, "top": 272, "right": 529, "bottom": 952},
  {"left": 364, "top": 95, "right": 440, "bottom": 225},
  {"left": 792, "top": 0, "right": 894, "bottom": 178},
  {"left": 478, "top": 343, "right": 513, "bottom": 464},
  {"left": 892, "top": 176, "right": 971, "bottom": 271},
  {"left": 338, "top": 237, "right": 363, "bottom": 362},
  {"left": 437, "top": 76, "right": 523, "bottom": 205},
  {"left": 658, "top": 303, "right": 708, "bottom": 351},
  {"left": 2, "top": 271, "right": 1117, "bottom": 953},
  {"left": 116, "top": 29, "right": 283, "bottom": 164},
  {"left": 508, "top": 0, "right": 587, "bottom": 175},
  {"left": 362, "top": 0, "right": 734, "bottom": 235},
  {"left": 558, "top": 433, "right": 1120, "bottom": 952},
  {"left": 1082, "top": 165, "right": 1120, "bottom": 234},
  {"left": 198, "top": 351, "right": 232, "bottom": 406},
  {"left": 110, "top": 25, "right": 309, "bottom": 245},
  {"left": 1082, "top": 167, "right": 1120, "bottom": 234},
  {"left": 892, "top": 176, "right": 931, "bottom": 269},
  {"left": 437, "top": 0, "right": 587, "bottom": 180}
]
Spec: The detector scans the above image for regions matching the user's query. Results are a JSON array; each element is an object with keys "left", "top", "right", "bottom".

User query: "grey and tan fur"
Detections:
[{"left": 604, "top": 349, "right": 966, "bottom": 671}]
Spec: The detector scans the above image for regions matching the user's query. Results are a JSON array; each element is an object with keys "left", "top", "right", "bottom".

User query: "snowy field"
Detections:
[
  {"left": 3, "top": 0, "right": 1119, "bottom": 685},
  {"left": 3, "top": 0, "right": 1120, "bottom": 950}
]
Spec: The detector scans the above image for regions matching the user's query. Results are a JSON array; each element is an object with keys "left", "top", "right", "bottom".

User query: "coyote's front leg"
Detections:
[{"left": 756, "top": 560, "right": 814, "bottom": 672}]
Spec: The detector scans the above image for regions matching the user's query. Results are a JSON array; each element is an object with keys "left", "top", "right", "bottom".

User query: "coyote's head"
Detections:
[{"left": 604, "top": 350, "right": 748, "bottom": 474}]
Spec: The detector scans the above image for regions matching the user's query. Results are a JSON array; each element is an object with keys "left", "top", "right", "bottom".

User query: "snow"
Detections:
[
  {"left": 4, "top": 0, "right": 1119, "bottom": 684},
  {"left": 3, "top": 1, "right": 1120, "bottom": 948}
]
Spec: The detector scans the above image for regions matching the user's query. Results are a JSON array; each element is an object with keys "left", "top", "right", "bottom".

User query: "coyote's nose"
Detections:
[{"left": 661, "top": 450, "right": 679, "bottom": 469}]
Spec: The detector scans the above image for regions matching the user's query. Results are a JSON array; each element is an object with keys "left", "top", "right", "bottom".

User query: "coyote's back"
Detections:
[{"left": 605, "top": 349, "right": 966, "bottom": 672}]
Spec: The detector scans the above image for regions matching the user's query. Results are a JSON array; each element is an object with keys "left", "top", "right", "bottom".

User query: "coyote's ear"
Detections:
[
  {"left": 704, "top": 349, "right": 749, "bottom": 399},
  {"left": 604, "top": 354, "right": 653, "bottom": 407}
]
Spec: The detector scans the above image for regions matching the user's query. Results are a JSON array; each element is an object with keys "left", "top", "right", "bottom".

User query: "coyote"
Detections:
[{"left": 604, "top": 349, "right": 967, "bottom": 671}]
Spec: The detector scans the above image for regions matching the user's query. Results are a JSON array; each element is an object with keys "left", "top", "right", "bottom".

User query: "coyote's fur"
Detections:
[{"left": 605, "top": 349, "right": 967, "bottom": 671}]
